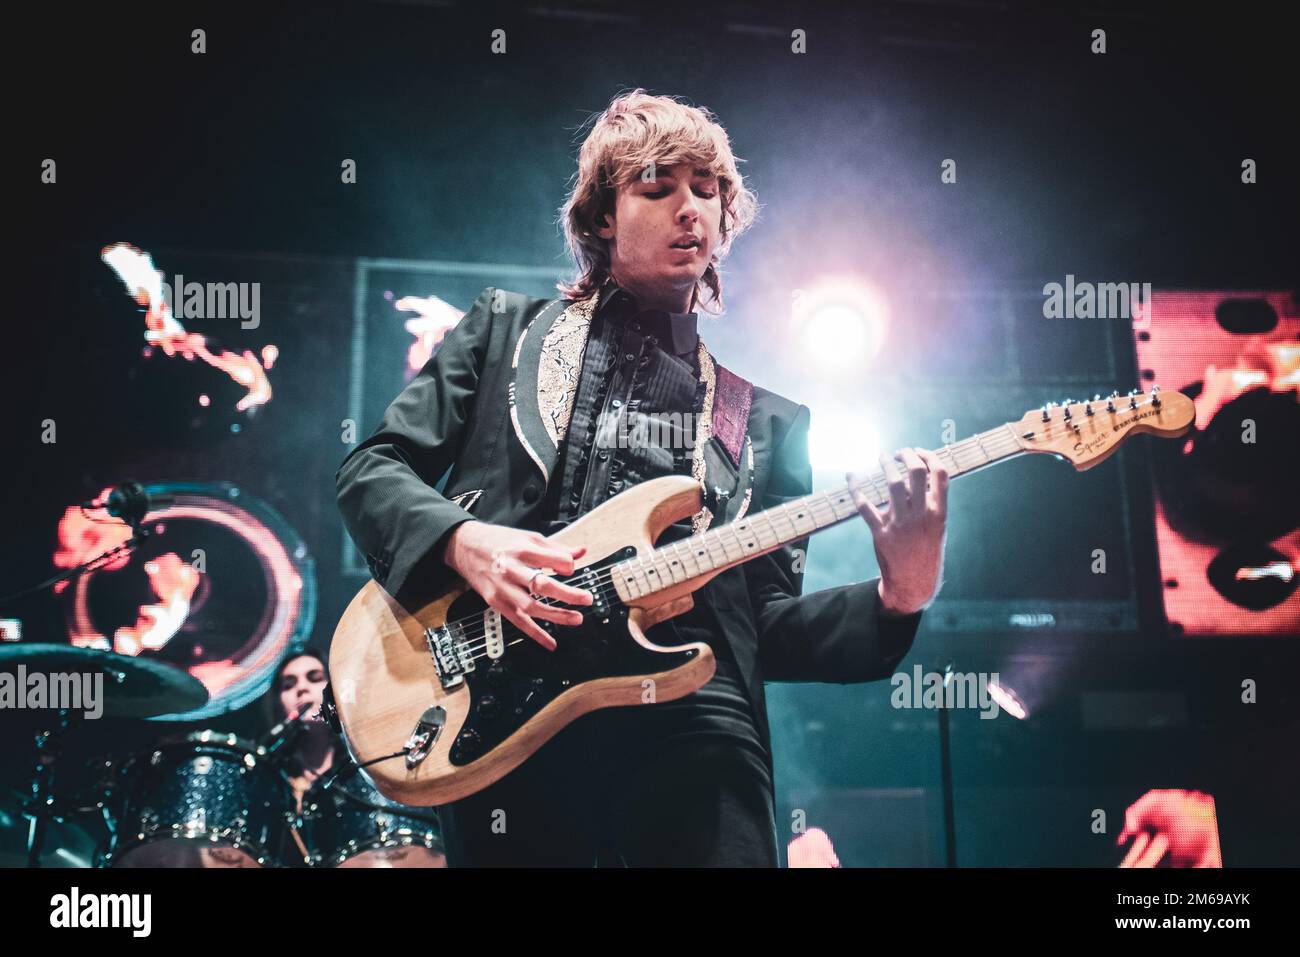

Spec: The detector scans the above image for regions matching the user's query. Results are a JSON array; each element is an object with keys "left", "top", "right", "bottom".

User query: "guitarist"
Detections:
[{"left": 335, "top": 89, "right": 950, "bottom": 866}]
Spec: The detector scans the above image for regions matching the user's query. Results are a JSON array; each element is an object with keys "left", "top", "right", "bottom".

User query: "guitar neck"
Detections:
[{"left": 614, "top": 422, "right": 1025, "bottom": 600}]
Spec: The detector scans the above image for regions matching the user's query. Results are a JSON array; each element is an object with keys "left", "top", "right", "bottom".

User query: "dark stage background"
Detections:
[{"left": 7, "top": 0, "right": 1298, "bottom": 866}]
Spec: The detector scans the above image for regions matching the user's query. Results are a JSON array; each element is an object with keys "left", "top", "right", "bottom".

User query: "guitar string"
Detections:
[
  {"left": 447, "top": 432, "right": 1040, "bottom": 663},
  {"left": 442, "top": 424, "right": 1025, "bottom": 640},
  {"left": 444, "top": 427, "right": 1034, "bottom": 660},
  {"left": 447, "top": 461, "right": 957, "bottom": 656},
  {"left": 440, "top": 394, "right": 1158, "bottom": 658},
  {"left": 443, "top": 424, "right": 1035, "bottom": 655},
  {"left": 447, "top": 431, "right": 1032, "bottom": 660},
  {"left": 449, "top": 472, "right": 982, "bottom": 664},
  {"left": 445, "top": 394, "right": 1147, "bottom": 643}
]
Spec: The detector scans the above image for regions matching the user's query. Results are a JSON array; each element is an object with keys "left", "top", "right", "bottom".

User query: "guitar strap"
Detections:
[
  {"left": 693, "top": 356, "right": 755, "bottom": 527},
  {"left": 710, "top": 361, "right": 753, "bottom": 470}
]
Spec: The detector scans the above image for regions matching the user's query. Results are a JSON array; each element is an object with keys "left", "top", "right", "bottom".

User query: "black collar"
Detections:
[{"left": 595, "top": 278, "right": 699, "bottom": 357}]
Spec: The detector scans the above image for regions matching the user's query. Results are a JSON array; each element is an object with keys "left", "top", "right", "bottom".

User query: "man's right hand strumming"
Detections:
[{"left": 442, "top": 521, "right": 594, "bottom": 652}]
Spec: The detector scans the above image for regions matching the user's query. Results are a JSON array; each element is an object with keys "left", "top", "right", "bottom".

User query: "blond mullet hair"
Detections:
[{"left": 558, "top": 88, "right": 759, "bottom": 315}]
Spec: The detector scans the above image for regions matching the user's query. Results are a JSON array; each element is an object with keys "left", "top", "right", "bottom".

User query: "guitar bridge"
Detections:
[{"left": 425, "top": 623, "right": 473, "bottom": 690}]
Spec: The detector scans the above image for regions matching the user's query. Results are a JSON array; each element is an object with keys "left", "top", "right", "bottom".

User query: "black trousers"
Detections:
[{"left": 438, "top": 661, "right": 779, "bottom": 867}]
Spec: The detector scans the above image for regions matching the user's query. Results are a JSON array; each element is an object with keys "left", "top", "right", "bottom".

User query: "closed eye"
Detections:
[{"left": 646, "top": 188, "right": 717, "bottom": 199}]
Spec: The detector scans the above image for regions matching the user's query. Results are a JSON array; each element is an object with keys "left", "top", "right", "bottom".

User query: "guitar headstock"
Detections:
[{"left": 1011, "top": 387, "right": 1194, "bottom": 470}]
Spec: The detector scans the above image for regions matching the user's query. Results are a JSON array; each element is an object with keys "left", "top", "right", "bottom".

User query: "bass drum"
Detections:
[
  {"left": 101, "top": 731, "right": 289, "bottom": 868},
  {"left": 300, "top": 764, "right": 445, "bottom": 868}
]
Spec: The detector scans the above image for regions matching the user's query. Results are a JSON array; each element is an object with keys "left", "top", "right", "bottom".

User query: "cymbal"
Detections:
[
  {"left": 0, "top": 795, "right": 99, "bottom": 868},
  {"left": 0, "top": 643, "right": 209, "bottom": 719}
]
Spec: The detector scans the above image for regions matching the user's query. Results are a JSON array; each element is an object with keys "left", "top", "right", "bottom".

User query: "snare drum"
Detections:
[
  {"left": 299, "top": 764, "right": 444, "bottom": 868},
  {"left": 101, "top": 731, "right": 289, "bottom": 868}
]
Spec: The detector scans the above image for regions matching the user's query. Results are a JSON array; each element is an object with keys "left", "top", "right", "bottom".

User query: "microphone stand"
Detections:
[
  {"left": 0, "top": 524, "right": 151, "bottom": 609},
  {"left": 25, "top": 708, "right": 79, "bottom": 867},
  {"left": 0, "top": 504, "right": 153, "bottom": 866},
  {"left": 937, "top": 660, "right": 957, "bottom": 868}
]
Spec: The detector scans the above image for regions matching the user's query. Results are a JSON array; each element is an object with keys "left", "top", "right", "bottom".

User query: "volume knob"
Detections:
[{"left": 454, "top": 728, "right": 482, "bottom": 759}]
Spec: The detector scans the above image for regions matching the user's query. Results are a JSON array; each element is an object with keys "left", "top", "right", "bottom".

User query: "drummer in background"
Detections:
[
  {"left": 269, "top": 648, "right": 447, "bottom": 868},
  {"left": 267, "top": 648, "right": 341, "bottom": 867},
  {"left": 272, "top": 648, "right": 338, "bottom": 813}
]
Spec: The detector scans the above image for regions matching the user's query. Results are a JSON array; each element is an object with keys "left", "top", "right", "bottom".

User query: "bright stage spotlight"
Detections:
[
  {"left": 793, "top": 278, "right": 890, "bottom": 371},
  {"left": 987, "top": 679, "right": 1029, "bottom": 720},
  {"left": 808, "top": 405, "right": 883, "bottom": 477}
]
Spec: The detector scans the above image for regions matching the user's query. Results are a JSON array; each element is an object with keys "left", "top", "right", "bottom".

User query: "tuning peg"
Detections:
[
  {"left": 1151, "top": 383, "right": 1161, "bottom": 406},
  {"left": 1063, "top": 404, "right": 1072, "bottom": 420},
  {"left": 1041, "top": 404, "right": 1050, "bottom": 422},
  {"left": 1085, "top": 400, "right": 1094, "bottom": 416},
  {"left": 1129, "top": 393, "right": 1139, "bottom": 409},
  {"left": 1106, "top": 396, "right": 1116, "bottom": 413}
]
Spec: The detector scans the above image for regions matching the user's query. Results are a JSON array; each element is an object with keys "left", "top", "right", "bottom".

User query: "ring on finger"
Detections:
[{"left": 527, "top": 567, "right": 546, "bottom": 597}]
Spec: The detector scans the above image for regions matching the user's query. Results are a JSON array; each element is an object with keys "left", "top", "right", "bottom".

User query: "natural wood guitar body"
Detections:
[{"left": 330, "top": 475, "right": 718, "bottom": 806}]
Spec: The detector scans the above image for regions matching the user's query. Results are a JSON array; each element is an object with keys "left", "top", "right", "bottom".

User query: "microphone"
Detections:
[
  {"left": 83, "top": 481, "right": 174, "bottom": 525},
  {"left": 258, "top": 710, "right": 317, "bottom": 761}
]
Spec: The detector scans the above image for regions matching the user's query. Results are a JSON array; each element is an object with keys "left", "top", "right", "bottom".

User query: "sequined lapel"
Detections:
[
  {"left": 508, "top": 293, "right": 597, "bottom": 485},
  {"left": 508, "top": 292, "right": 750, "bottom": 531}
]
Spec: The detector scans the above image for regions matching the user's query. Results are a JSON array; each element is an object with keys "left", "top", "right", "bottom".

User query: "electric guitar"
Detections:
[{"left": 329, "top": 388, "right": 1193, "bottom": 806}]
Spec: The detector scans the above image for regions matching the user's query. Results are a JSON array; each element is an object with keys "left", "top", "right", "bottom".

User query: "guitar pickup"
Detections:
[
  {"left": 576, "top": 567, "right": 611, "bottom": 621},
  {"left": 482, "top": 609, "right": 504, "bottom": 659}
]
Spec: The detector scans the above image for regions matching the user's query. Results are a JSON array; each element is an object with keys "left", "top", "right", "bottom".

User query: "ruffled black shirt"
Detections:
[
  {"left": 539, "top": 279, "right": 771, "bottom": 788},
  {"left": 544, "top": 280, "right": 704, "bottom": 526}
]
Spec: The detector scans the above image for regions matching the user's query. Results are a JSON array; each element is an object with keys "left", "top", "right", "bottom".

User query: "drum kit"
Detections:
[{"left": 0, "top": 644, "right": 445, "bottom": 869}]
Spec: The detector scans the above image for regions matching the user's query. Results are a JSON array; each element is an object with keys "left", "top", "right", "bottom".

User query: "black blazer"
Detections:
[{"left": 335, "top": 286, "right": 921, "bottom": 769}]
